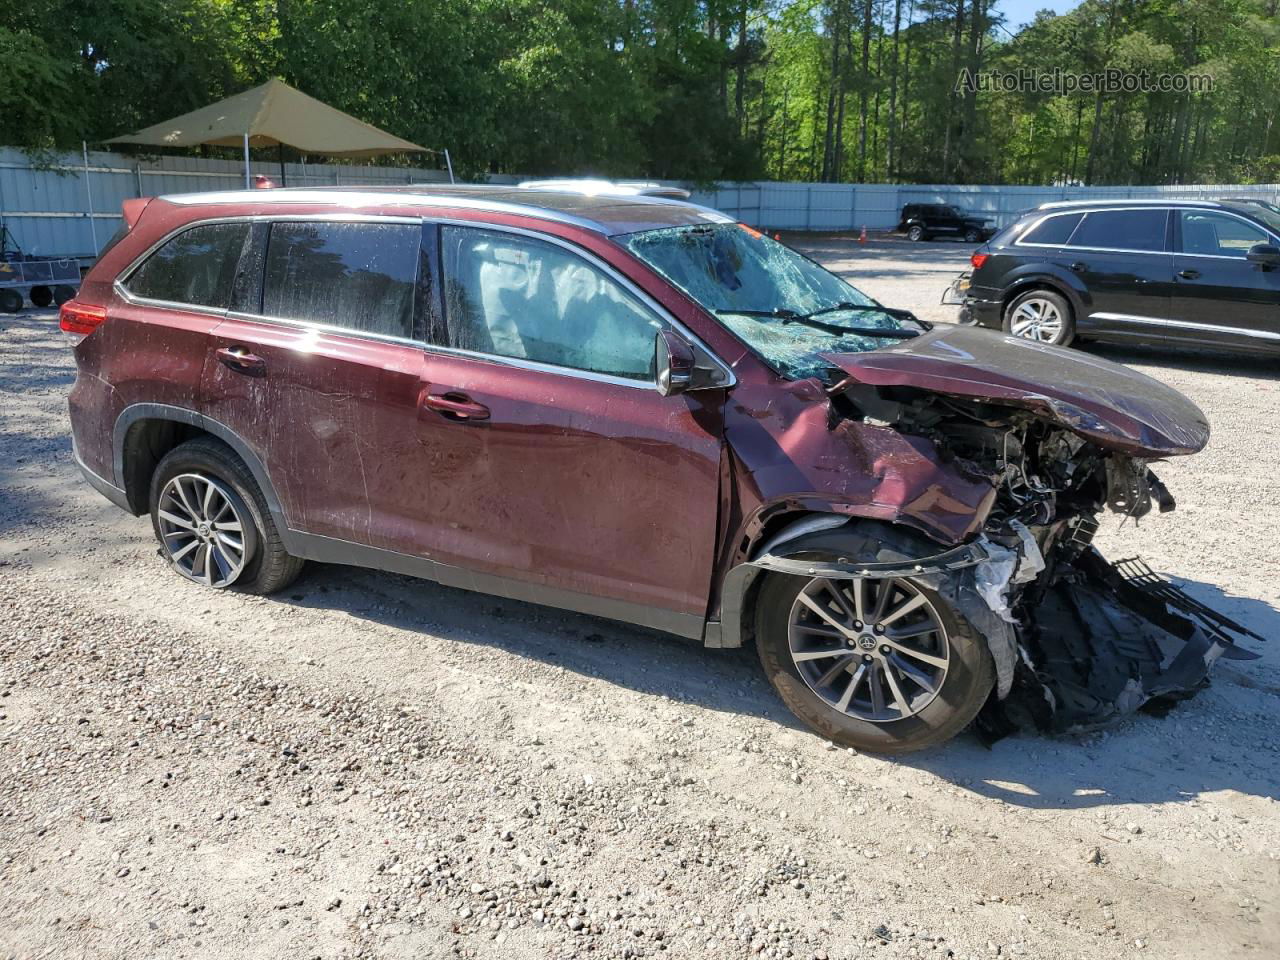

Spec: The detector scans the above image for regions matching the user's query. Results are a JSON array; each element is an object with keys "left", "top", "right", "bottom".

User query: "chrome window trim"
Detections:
[
  {"left": 1014, "top": 206, "right": 1172, "bottom": 255},
  {"left": 1171, "top": 208, "right": 1279, "bottom": 259},
  {"left": 430, "top": 216, "right": 737, "bottom": 391},
  {"left": 1088, "top": 311, "right": 1280, "bottom": 342},
  {"left": 114, "top": 212, "right": 736, "bottom": 391}
]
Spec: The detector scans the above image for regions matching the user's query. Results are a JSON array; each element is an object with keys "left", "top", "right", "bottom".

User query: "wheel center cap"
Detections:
[
  {"left": 197, "top": 523, "right": 211, "bottom": 538},
  {"left": 857, "top": 634, "right": 877, "bottom": 651}
]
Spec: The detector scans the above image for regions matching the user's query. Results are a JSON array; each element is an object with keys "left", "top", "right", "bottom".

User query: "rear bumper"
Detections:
[
  {"left": 959, "top": 297, "right": 1001, "bottom": 328},
  {"left": 73, "top": 439, "right": 131, "bottom": 512}
]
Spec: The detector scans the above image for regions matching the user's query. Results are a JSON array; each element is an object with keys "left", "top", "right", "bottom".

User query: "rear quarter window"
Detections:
[
  {"left": 123, "top": 221, "right": 249, "bottom": 309},
  {"left": 261, "top": 221, "right": 420, "bottom": 339},
  {"left": 1017, "top": 212, "right": 1083, "bottom": 246}
]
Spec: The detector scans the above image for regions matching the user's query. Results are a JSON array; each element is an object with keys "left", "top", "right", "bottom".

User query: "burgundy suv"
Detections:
[{"left": 63, "top": 186, "right": 1260, "bottom": 753}]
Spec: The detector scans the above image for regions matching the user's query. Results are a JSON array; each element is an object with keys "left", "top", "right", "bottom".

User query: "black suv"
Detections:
[
  {"left": 898, "top": 204, "right": 996, "bottom": 243},
  {"left": 955, "top": 199, "right": 1280, "bottom": 352}
]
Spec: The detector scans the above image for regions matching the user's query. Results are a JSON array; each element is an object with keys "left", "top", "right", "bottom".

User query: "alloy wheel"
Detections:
[
  {"left": 1009, "top": 297, "right": 1064, "bottom": 342},
  {"left": 787, "top": 577, "right": 950, "bottom": 723},
  {"left": 156, "top": 473, "right": 249, "bottom": 587}
]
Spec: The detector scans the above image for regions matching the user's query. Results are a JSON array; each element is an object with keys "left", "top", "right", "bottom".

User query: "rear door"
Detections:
[
  {"left": 202, "top": 217, "right": 432, "bottom": 548},
  {"left": 413, "top": 223, "right": 728, "bottom": 627},
  {"left": 1170, "top": 209, "right": 1280, "bottom": 349},
  {"left": 1055, "top": 207, "right": 1175, "bottom": 340}
]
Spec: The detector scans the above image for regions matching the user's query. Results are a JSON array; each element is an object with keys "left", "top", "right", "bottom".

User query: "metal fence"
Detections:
[
  {"left": 689, "top": 181, "right": 1280, "bottom": 232},
  {"left": 3, "top": 145, "right": 1278, "bottom": 261}
]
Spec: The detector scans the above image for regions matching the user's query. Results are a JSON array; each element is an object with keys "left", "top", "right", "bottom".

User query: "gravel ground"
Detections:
[{"left": 1, "top": 237, "right": 1276, "bottom": 960}]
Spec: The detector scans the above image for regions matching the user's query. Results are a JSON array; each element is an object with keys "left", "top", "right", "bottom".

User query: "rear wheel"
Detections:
[
  {"left": 756, "top": 572, "right": 994, "bottom": 753},
  {"left": 907, "top": 225, "right": 926, "bottom": 242},
  {"left": 1003, "top": 288, "right": 1075, "bottom": 346},
  {"left": 963, "top": 228, "right": 981, "bottom": 243},
  {"left": 29, "top": 285, "right": 53, "bottom": 308},
  {"left": 149, "top": 437, "right": 304, "bottom": 594},
  {"left": 0, "top": 288, "right": 22, "bottom": 313}
]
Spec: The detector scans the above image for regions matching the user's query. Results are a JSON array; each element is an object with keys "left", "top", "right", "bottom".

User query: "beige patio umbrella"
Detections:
[{"left": 106, "top": 78, "right": 445, "bottom": 187}]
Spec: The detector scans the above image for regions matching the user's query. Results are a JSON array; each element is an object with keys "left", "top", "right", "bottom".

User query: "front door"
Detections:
[
  {"left": 413, "top": 224, "right": 727, "bottom": 625},
  {"left": 1170, "top": 208, "right": 1280, "bottom": 349}
]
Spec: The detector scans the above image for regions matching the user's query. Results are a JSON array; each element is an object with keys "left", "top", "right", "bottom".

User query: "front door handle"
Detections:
[
  {"left": 1069, "top": 261, "right": 1088, "bottom": 274},
  {"left": 1178, "top": 269, "right": 1201, "bottom": 280},
  {"left": 421, "top": 390, "right": 490, "bottom": 422},
  {"left": 216, "top": 346, "right": 267, "bottom": 377}
]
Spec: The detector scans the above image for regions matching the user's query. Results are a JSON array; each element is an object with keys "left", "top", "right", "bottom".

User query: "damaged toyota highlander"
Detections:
[{"left": 63, "top": 186, "right": 1263, "bottom": 753}]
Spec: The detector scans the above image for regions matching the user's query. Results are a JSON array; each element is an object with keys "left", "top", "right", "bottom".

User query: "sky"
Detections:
[{"left": 998, "top": 0, "right": 1082, "bottom": 33}]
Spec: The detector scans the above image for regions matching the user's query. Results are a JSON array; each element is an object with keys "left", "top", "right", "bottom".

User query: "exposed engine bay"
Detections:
[{"left": 805, "top": 382, "right": 1265, "bottom": 735}]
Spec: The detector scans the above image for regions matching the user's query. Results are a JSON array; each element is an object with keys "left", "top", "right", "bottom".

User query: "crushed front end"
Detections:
[{"left": 828, "top": 371, "right": 1263, "bottom": 735}]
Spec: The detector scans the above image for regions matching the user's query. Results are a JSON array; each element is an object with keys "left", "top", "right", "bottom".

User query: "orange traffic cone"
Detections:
[{"left": 859, "top": 225, "right": 867, "bottom": 244}]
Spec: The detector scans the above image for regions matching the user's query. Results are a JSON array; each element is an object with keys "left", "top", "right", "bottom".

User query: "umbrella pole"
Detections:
[
  {"left": 82, "top": 142, "right": 99, "bottom": 255},
  {"left": 243, "top": 134, "right": 250, "bottom": 189},
  {"left": 278, "top": 144, "right": 286, "bottom": 187},
  {"left": 444, "top": 148, "right": 455, "bottom": 184}
]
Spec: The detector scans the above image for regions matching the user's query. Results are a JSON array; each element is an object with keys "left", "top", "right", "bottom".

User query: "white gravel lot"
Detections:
[{"left": 0, "top": 237, "right": 1276, "bottom": 960}]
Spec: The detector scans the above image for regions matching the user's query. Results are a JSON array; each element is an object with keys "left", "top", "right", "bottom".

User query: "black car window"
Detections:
[
  {"left": 261, "top": 221, "right": 419, "bottom": 339},
  {"left": 1019, "top": 212, "right": 1083, "bottom": 246},
  {"left": 1179, "top": 211, "right": 1269, "bottom": 258},
  {"left": 1068, "top": 209, "right": 1168, "bottom": 252},
  {"left": 440, "top": 226, "right": 662, "bottom": 382},
  {"left": 125, "top": 222, "right": 248, "bottom": 309}
]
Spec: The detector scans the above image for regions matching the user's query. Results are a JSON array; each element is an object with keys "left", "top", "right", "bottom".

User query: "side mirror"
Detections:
[
  {"left": 655, "top": 329, "right": 695, "bottom": 397},
  {"left": 1246, "top": 242, "right": 1280, "bottom": 268}
]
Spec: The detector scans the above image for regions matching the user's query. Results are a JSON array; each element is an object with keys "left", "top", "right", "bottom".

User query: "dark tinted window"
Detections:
[
  {"left": 1019, "top": 212, "right": 1083, "bottom": 245},
  {"left": 126, "top": 222, "right": 248, "bottom": 308},
  {"left": 1068, "top": 209, "right": 1168, "bottom": 252},
  {"left": 262, "top": 222, "right": 419, "bottom": 339},
  {"left": 441, "top": 226, "right": 661, "bottom": 381}
]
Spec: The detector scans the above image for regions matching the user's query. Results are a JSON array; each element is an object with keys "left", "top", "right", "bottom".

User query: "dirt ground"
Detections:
[{"left": 1, "top": 236, "right": 1276, "bottom": 960}]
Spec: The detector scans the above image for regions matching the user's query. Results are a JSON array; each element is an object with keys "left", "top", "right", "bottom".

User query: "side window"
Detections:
[
  {"left": 439, "top": 227, "right": 663, "bottom": 382},
  {"left": 1068, "top": 209, "right": 1168, "bottom": 252},
  {"left": 125, "top": 222, "right": 248, "bottom": 308},
  {"left": 1179, "top": 211, "right": 1269, "bottom": 258},
  {"left": 1019, "top": 212, "right": 1083, "bottom": 246},
  {"left": 262, "top": 221, "right": 419, "bottom": 339}
]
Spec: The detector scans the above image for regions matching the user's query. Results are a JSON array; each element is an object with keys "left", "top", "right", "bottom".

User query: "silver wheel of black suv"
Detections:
[
  {"left": 756, "top": 571, "right": 993, "bottom": 753},
  {"left": 149, "top": 437, "right": 305, "bottom": 595}
]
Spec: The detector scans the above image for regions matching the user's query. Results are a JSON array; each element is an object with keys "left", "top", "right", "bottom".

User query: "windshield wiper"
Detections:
[{"left": 717, "top": 302, "right": 928, "bottom": 335}]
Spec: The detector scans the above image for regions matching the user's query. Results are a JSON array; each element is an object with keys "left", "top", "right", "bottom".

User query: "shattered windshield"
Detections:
[{"left": 620, "top": 223, "right": 910, "bottom": 381}]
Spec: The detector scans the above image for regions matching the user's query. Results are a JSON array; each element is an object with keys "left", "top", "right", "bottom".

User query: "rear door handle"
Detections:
[
  {"left": 216, "top": 346, "right": 267, "bottom": 377},
  {"left": 1178, "top": 269, "right": 1201, "bottom": 280},
  {"left": 1069, "top": 262, "right": 1088, "bottom": 274},
  {"left": 421, "top": 390, "right": 490, "bottom": 422}
]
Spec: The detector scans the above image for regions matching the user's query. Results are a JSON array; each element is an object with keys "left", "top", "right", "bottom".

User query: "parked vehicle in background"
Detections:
[
  {"left": 950, "top": 198, "right": 1280, "bottom": 352},
  {"left": 60, "top": 185, "right": 1258, "bottom": 753},
  {"left": 897, "top": 204, "right": 995, "bottom": 243},
  {"left": 0, "top": 225, "right": 80, "bottom": 313}
]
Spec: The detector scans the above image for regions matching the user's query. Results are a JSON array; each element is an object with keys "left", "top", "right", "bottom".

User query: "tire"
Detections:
[
  {"left": 149, "top": 436, "right": 304, "bottom": 594},
  {"left": 907, "top": 225, "right": 925, "bottom": 242},
  {"left": 53, "top": 285, "right": 77, "bottom": 306},
  {"left": 755, "top": 571, "right": 994, "bottom": 754},
  {"left": 963, "top": 228, "right": 981, "bottom": 243},
  {"left": 29, "top": 285, "right": 53, "bottom": 308},
  {"left": 0, "top": 288, "right": 22, "bottom": 313},
  {"left": 1002, "top": 287, "right": 1075, "bottom": 346}
]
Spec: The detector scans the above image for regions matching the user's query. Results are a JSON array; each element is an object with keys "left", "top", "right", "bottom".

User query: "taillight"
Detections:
[
  {"left": 59, "top": 300, "right": 107, "bottom": 336},
  {"left": 970, "top": 252, "right": 990, "bottom": 270}
]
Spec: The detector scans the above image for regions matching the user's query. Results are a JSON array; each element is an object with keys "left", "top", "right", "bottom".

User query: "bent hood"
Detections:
[{"left": 823, "top": 324, "right": 1209, "bottom": 458}]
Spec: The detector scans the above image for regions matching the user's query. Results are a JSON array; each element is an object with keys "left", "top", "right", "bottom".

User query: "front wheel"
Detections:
[
  {"left": 907, "top": 225, "right": 926, "bottom": 242},
  {"left": 755, "top": 572, "right": 994, "bottom": 753},
  {"left": 963, "top": 228, "right": 981, "bottom": 243}
]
